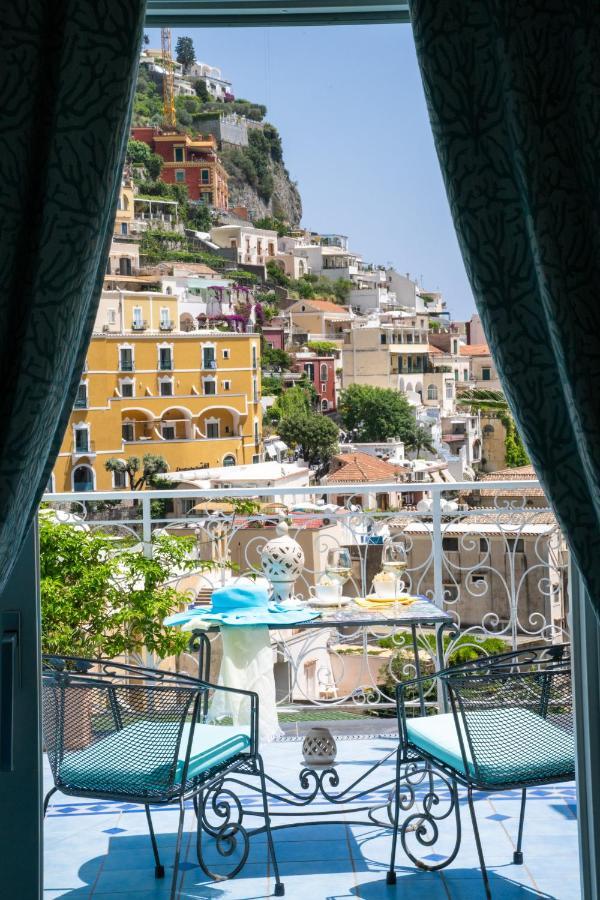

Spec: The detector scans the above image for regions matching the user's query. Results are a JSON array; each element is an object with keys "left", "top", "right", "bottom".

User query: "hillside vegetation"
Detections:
[{"left": 132, "top": 62, "right": 302, "bottom": 226}]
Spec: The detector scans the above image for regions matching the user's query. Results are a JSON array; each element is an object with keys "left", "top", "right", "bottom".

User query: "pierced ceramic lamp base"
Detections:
[
  {"left": 260, "top": 521, "right": 305, "bottom": 605},
  {"left": 302, "top": 726, "right": 338, "bottom": 768},
  {"left": 271, "top": 581, "right": 299, "bottom": 606}
]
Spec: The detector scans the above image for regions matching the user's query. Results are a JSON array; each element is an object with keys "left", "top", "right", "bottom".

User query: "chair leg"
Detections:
[
  {"left": 467, "top": 787, "right": 491, "bottom": 900},
  {"left": 386, "top": 750, "right": 403, "bottom": 885},
  {"left": 514, "top": 789, "right": 526, "bottom": 865},
  {"left": 43, "top": 786, "right": 58, "bottom": 817},
  {"left": 256, "top": 754, "right": 285, "bottom": 897},
  {"left": 144, "top": 805, "right": 165, "bottom": 879},
  {"left": 170, "top": 797, "right": 186, "bottom": 900}
]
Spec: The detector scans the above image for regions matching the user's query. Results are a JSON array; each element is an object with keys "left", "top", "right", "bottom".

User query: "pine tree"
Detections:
[{"left": 175, "top": 36, "right": 195, "bottom": 74}]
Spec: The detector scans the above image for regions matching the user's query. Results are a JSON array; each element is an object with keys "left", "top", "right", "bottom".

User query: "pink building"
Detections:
[
  {"left": 292, "top": 351, "right": 337, "bottom": 412},
  {"left": 262, "top": 326, "right": 285, "bottom": 351}
]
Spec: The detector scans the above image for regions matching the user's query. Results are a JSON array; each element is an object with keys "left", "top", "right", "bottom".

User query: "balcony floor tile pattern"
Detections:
[{"left": 44, "top": 735, "right": 579, "bottom": 899}]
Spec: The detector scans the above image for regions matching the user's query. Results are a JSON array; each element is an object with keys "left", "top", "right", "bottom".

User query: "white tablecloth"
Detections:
[{"left": 185, "top": 621, "right": 282, "bottom": 743}]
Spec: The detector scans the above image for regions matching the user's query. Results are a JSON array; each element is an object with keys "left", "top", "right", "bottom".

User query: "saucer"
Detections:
[{"left": 308, "top": 595, "right": 351, "bottom": 608}]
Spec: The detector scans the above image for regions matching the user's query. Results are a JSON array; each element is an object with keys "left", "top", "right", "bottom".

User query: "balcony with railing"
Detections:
[
  {"left": 70, "top": 438, "right": 95, "bottom": 460},
  {"left": 42, "top": 479, "right": 569, "bottom": 698},
  {"left": 41, "top": 479, "right": 577, "bottom": 899}
]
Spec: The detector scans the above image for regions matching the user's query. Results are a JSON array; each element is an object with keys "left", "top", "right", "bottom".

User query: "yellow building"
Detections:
[
  {"left": 52, "top": 291, "right": 262, "bottom": 492},
  {"left": 114, "top": 179, "right": 135, "bottom": 236}
]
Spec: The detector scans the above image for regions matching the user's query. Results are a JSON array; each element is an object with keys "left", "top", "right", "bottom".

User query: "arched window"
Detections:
[
  {"left": 73, "top": 465, "right": 94, "bottom": 492},
  {"left": 320, "top": 364, "right": 328, "bottom": 382},
  {"left": 223, "top": 455, "right": 236, "bottom": 467},
  {"left": 427, "top": 384, "right": 438, "bottom": 400},
  {"left": 321, "top": 399, "right": 329, "bottom": 411}
]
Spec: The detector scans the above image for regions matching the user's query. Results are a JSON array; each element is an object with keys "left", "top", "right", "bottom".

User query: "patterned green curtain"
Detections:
[
  {"left": 0, "top": 2, "right": 146, "bottom": 589},
  {"left": 410, "top": 1, "right": 600, "bottom": 615}
]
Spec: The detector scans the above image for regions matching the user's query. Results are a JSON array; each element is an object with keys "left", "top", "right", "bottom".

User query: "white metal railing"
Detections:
[{"left": 41, "top": 480, "right": 568, "bottom": 710}]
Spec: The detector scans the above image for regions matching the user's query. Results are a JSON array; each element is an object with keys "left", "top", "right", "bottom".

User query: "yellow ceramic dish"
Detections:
[{"left": 353, "top": 595, "right": 417, "bottom": 609}]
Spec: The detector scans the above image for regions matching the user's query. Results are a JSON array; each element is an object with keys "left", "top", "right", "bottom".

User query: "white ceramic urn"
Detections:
[{"left": 260, "top": 521, "right": 305, "bottom": 605}]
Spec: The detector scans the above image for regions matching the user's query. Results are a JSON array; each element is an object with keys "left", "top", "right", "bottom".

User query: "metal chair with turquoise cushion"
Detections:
[
  {"left": 387, "top": 644, "right": 573, "bottom": 898},
  {"left": 42, "top": 656, "right": 284, "bottom": 898}
]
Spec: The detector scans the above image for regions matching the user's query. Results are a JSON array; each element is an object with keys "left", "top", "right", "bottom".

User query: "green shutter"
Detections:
[{"left": 145, "top": 1, "right": 410, "bottom": 27}]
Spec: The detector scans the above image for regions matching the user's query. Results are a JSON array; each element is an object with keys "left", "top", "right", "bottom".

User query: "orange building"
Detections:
[{"left": 131, "top": 126, "right": 229, "bottom": 207}]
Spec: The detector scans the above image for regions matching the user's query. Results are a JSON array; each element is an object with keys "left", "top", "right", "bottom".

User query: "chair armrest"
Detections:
[
  {"left": 395, "top": 672, "right": 444, "bottom": 750},
  {"left": 174, "top": 672, "right": 260, "bottom": 755}
]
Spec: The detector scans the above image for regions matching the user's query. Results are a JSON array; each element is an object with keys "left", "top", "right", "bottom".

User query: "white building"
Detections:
[
  {"left": 293, "top": 245, "right": 362, "bottom": 281},
  {"left": 159, "top": 263, "right": 241, "bottom": 327},
  {"left": 211, "top": 225, "right": 278, "bottom": 266},
  {"left": 348, "top": 286, "right": 397, "bottom": 314},
  {"left": 386, "top": 270, "right": 447, "bottom": 316},
  {"left": 441, "top": 412, "right": 482, "bottom": 469},
  {"left": 187, "top": 62, "right": 233, "bottom": 100},
  {"left": 161, "top": 460, "right": 311, "bottom": 507}
]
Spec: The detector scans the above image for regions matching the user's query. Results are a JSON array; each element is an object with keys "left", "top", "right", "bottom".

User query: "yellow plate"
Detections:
[{"left": 354, "top": 596, "right": 416, "bottom": 608}]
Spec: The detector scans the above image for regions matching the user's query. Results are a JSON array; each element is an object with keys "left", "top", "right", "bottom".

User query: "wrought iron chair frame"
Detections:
[
  {"left": 42, "top": 656, "right": 285, "bottom": 898},
  {"left": 386, "top": 644, "right": 573, "bottom": 899}
]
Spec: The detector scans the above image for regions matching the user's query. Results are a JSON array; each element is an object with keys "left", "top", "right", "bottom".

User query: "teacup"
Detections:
[
  {"left": 372, "top": 576, "right": 398, "bottom": 599},
  {"left": 310, "top": 583, "right": 340, "bottom": 603}
]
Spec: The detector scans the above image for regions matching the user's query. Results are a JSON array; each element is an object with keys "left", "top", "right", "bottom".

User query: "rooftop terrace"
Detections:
[
  {"left": 42, "top": 480, "right": 578, "bottom": 898},
  {"left": 44, "top": 734, "right": 579, "bottom": 899}
]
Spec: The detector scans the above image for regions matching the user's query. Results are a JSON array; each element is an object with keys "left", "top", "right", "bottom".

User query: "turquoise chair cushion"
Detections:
[
  {"left": 406, "top": 707, "right": 574, "bottom": 786},
  {"left": 59, "top": 721, "right": 250, "bottom": 796}
]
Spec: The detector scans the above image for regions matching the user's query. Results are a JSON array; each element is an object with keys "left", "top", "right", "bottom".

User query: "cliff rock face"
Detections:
[
  {"left": 219, "top": 126, "right": 302, "bottom": 226},
  {"left": 224, "top": 159, "right": 302, "bottom": 226}
]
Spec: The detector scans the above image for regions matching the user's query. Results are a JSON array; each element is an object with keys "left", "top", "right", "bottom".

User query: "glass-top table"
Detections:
[
  {"left": 190, "top": 596, "right": 453, "bottom": 708},
  {"left": 188, "top": 597, "right": 456, "bottom": 832}
]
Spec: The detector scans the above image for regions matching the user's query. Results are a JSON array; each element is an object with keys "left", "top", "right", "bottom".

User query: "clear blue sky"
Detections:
[{"left": 146, "top": 25, "right": 475, "bottom": 320}]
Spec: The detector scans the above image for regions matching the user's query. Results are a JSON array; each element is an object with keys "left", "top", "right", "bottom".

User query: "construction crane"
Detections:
[{"left": 161, "top": 28, "right": 176, "bottom": 129}]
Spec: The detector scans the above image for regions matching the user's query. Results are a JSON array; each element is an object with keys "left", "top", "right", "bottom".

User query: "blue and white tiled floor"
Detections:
[{"left": 44, "top": 735, "right": 580, "bottom": 900}]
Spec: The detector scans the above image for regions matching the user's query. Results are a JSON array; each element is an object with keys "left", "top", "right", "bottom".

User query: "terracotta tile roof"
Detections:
[
  {"left": 480, "top": 465, "right": 536, "bottom": 481},
  {"left": 172, "top": 263, "right": 219, "bottom": 276},
  {"left": 395, "top": 511, "right": 557, "bottom": 533},
  {"left": 475, "top": 465, "right": 544, "bottom": 497},
  {"left": 324, "top": 452, "right": 407, "bottom": 484},
  {"left": 103, "top": 274, "right": 161, "bottom": 284},
  {"left": 237, "top": 514, "right": 328, "bottom": 530},
  {"left": 294, "top": 299, "right": 351, "bottom": 314},
  {"left": 460, "top": 343, "right": 490, "bottom": 356},
  {"left": 427, "top": 344, "right": 443, "bottom": 355}
]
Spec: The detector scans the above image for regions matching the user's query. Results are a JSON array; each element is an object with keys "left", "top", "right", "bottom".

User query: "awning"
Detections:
[
  {"left": 265, "top": 444, "right": 277, "bottom": 459},
  {"left": 146, "top": 2, "right": 410, "bottom": 27}
]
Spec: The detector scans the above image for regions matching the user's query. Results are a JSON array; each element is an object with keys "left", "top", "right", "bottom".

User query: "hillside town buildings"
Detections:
[
  {"left": 51, "top": 160, "right": 502, "bottom": 495},
  {"left": 48, "top": 41, "right": 516, "bottom": 499},
  {"left": 131, "top": 127, "right": 229, "bottom": 207}
]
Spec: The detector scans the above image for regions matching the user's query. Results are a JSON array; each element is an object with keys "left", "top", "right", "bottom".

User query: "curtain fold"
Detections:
[
  {"left": 0, "top": 1, "right": 146, "bottom": 590},
  {"left": 409, "top": 0, "right": 600, "bottom": 616}
]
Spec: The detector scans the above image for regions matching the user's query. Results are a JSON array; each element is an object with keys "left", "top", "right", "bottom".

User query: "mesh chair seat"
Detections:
[
  {"left": 389, "top": 645, "right": 574, "bottom": 898},
  {"left": 407, "top": 706, "right": 574, "bottom": 786},
  {"left": 43, "top": 658, "right": 285, "bottom": 897},
  {"left": 59, "top": 721, "right": 251, "bottom": 799}
]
